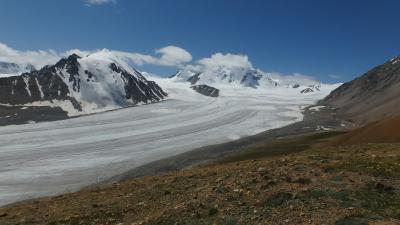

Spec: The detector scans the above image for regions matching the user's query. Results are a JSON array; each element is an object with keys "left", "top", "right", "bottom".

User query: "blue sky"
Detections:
[{"left": 0, "top": 0, "right": 399, "bottom": 82}]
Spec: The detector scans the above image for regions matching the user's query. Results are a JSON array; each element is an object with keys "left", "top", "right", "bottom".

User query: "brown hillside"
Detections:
[
  {"left": 329, "top": 116, "right": 400, "bottom": 146},
  {"left": 320, "top": 56, "right": 400, "bottom": 125}
]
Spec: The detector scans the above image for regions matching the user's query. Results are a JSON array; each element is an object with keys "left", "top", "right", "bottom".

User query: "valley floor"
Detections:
[
  {"left": 0, "top": 80, "right": 329, "bottom": 206},
  {"left": 1, "top": 132, "right": 399, "bottom": 225}
]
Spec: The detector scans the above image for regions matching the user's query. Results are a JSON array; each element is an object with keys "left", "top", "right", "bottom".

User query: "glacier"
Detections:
[{"left": 0, "top": 77, "right": 339, "bottom": 206}]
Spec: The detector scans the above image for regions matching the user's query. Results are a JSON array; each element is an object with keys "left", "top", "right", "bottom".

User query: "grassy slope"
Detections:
[{"left": 1, "top": 131, "right": 400, "bottom": 225}]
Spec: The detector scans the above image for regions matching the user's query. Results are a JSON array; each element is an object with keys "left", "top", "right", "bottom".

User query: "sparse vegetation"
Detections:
[
  {"left": 354, "top": 185, "right": 400, "bottom": 218},
  {"left": 265, "top": 192, "right": 293, "bottom": 207},
  {"left": 335, "top": 216, "right": 369, "bottom": 225},
  {"left": 338, "top": 155, "right": 400, "bottom": 178},
  {"left": 0, "top": 133, "right": 399, "bottom": 224},
  {"left": 307, "top": 189, "right": 349, "bottom": 201}
]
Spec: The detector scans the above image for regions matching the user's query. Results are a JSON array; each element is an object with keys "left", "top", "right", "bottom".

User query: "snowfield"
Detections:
[{"left": 0, "top": 78, "right": 338, "bottom": 206}]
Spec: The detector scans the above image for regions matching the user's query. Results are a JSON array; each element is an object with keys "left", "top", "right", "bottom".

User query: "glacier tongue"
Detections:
[{"left": 0, "top": 76, "right": 338, "bottom": 206}]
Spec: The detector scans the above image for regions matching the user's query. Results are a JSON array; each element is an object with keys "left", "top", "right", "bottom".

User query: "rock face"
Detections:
[
  {"left": 0, "top": 58, "right": 77, "bottom": 107},
  {"left": 320, "top": 56, "right": 400, "bottom": 124},
  {"left": 187, "top": 73, "right": 201, "bottom": 85},
  {"left": 190, "top": 85, "right": 219, "bottom": 97},
  {"left": 292, "top": 84, "right": 300, "bottom": 89},
  {"left": 0, "top": 51, "right": 167, "bottom": 115},
  {"left": 300, "top": 84, "right": 321, "bottom": 93}
]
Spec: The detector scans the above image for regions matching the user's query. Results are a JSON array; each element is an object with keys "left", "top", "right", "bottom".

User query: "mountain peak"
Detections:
[
  {"left": 68, "top": 53, "right": 82, "bottom": 60},
  {"left": 171, "top": 65, "right": 324, "bottom": 90},
  {"left": 390, "top": 56, "right": 400, "bottom": 64},
  {"left": 0, "top": 54, "right": 167, "bottom": 116}
]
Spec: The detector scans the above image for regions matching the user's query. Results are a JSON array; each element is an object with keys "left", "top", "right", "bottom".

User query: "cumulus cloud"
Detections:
[
  {"left": 155, "top": 46, "right": 193, "bottom": 67},
  {"left": 197, "top": 53, "right": 252, "bottom": 69},
  {"left": 0, "top": 43, "right": 60, "bottom": 69},
  {"left": 84, "top": 0, "right": 116, "bottom": 6},
  {"left": 106, "top": 46, "right": 192, "bottom": 68},
  {"left": 268, "top": 72, "right": 318, "bottom": 86},
  {"left": 183, "top": 52, "right": 253, "bottom": 73},
  {"left": 116, "top": 52, "right": 157, "bottom": 66},
  {"left": 0, "top": 42, "right": 192, "bottom": 69}
]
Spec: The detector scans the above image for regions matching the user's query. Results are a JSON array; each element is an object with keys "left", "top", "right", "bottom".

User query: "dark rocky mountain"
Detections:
[
  {"left": 0, "top": 52, "right": 167, "bottom": 115},
  {"left": 0, "top": 57, "right": 78, "bottom": 108},
  {"left": 300, "top": 84, "right": 321, "bottom": 93},
  {"left": 187, "top": 73, "right": 201, "bottom": 85},
  {"left": 320, "top": 56, "right": 400, "bottom": 124},
  {"left": 190, "top": 85, "right": 219, "bottom": 97}
]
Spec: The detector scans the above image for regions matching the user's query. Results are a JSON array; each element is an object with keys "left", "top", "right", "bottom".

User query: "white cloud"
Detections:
[
  {"left": 0, "top": 42, "right": 192, "bottom": 70},
  {"left": 155, "top": 46, "right": 193, "bottom": 67},
  {"left": 84, "top": 0, "right": 116, "bottom": 6},
  {"left": 108, "top": 46, "right": 192, "bottom": 68},
  {"left": 116, "top": 52, "right": 157, "bottom": 66},
  {"left": 0, "top": 43, "right": 60, "bottom": 69},
  {"left": 64, "top": 49, "right": 94, "bottom": 57},
  {"left": 183, "top": 52, "right": 253, "bottom": 73},
  {"left": 268, "top": 72, "right": 318, "bottom": 86},
  {"left": 197, "top": 53, "right": 253, "bottom": 70},
  {"left": 328, "top": 74, "right": 340, "bottom": 79}
]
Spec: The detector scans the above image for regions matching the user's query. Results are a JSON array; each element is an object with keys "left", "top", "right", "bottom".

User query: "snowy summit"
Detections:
[{"left": 0, "top": 50, "right": 167, "bottom": 116}]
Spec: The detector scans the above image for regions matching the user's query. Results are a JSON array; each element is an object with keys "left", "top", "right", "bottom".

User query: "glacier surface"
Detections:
[{"left": 0, "top": 78, "right": 338, "bottom": 206}]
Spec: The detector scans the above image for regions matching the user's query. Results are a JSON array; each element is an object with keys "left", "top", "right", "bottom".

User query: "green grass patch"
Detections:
[
  {"left": 219, "top": 131, "right": 345, "bottom": 163},
  {"left": 354, "top": 188, "right": 400, "bottom": 218},
  {"left": 264, "top": 192, "right": 293, "bottom": 208},
  {"left": 335, "top": 216, "right": 369, "bottom": 225},
  {"left": 294, "top": 177, "right": 311, "bottom": 184},
  {"left": 306, "top": 189, "right": 350, "bottom": 202},
  {"left": 338, "top": 158, "right": 400, "bottom": 178},
  {"left": 223, "top": 216, "right": 238, "bottom": 225},
  {"left": 323, "top": 166, "right": 336, "bottom": 173},
  {"left": 208, "top": 207, "right": 218, "bottom": 216}
]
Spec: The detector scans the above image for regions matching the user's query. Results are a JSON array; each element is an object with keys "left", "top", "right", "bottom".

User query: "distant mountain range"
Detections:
[
  {"left": 171, "top": 67, "right": 279, "bottom": 88},
  {"left": 0, "top": 50, "right": 167, "bottom": 115},
  {"left": 170, "top": 66, "right": 330, "bottom": 94},
  {"left": 0, "top": 49, "right": 346, "bottom": 120},
  {"left": 320, "top": 56, "right": 400, "bottom": 124}
]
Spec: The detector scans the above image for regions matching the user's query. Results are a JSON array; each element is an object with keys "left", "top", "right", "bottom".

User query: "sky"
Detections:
[{"left": 0, "top": 0, "right": 399, "bottom": 83}]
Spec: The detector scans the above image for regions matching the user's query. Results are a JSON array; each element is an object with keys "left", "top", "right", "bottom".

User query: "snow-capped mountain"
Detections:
[
  {"left": 171, "top": 66, "right": 279, "bottom": 88},
  {"left": 0, "top": 61, "right": 36, "bottom": 77},
  {"left": 0, "top": 50, "right": 167, "bottom": 115},
  {"left": 170, "top": 66, "right": 331, "bottom": 94}
]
